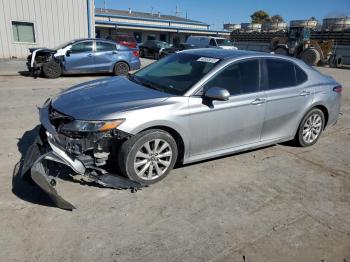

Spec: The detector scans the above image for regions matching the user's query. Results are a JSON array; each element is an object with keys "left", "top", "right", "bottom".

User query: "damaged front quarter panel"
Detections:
[{"left": 21, "top": 104, "right": 143, "bottom": 210}]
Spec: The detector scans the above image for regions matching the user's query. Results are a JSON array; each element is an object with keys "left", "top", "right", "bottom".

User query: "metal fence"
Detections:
[{"left": 234, "top": 42, "right": 350, "bottom": 65}]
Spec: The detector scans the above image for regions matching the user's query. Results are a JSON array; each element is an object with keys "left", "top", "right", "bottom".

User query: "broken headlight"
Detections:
[{"left": 60, "top": 119, "right": 125, "bottom": 133}]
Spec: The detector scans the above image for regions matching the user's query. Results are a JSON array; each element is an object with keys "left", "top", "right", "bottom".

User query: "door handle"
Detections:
[
  {"left": 112, "top": 50, "right": 118, "bottom": 54},
  {"left": 251, "top": 98, "right": 266, "bottom": 105},
  {"left": 87, "top": 54, "right": 93, "bottom": 57},
  {"left": 300, "top": 90, "right": 311, "bottom": 96}
]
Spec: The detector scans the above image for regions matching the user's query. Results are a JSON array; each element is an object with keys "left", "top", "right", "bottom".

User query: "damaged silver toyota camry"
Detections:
[{"left": 22, "top": 49, "right": 341, "bottom": 209}]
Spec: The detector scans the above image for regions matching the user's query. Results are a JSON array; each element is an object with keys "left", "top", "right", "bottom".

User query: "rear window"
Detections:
[
  {"left": 295, "top": 65, "right": 308, "bottom": 85},
  {"left": 266, "top": 59, "right": 296, "bottom": 89},
  {"left": 96, "top": 42, "right": 116, "bottom": 52}
]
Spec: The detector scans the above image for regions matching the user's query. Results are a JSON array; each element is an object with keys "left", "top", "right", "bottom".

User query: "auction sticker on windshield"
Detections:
[{"left": 197, "top": 57, "right": 220, "bottom": 63}]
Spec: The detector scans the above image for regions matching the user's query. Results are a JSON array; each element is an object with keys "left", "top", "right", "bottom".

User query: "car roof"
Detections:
[
  {"left": 72, "top": 38, "right": 116, "bottom": 44},
  {"left": 180, "top": 48, "right": 306, "bottom": 64},
  {"left": 180, "top": 48, "right": 262, "bottom": 59}
]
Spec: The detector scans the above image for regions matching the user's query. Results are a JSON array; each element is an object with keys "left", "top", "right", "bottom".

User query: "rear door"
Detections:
[
  {"left": 93, "top": 41, "right": 119, "bottom": 72},
  {"left": 64, "top": 41, "right": 94, "bottom": 72},
  {"left": 260, "top": 58, "right": 313, "bottom": 141}
]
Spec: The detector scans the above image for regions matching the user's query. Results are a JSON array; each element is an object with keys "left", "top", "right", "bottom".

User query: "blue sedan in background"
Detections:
[{"left": 27, "top": 38, "right": 141, "bottom": 78}]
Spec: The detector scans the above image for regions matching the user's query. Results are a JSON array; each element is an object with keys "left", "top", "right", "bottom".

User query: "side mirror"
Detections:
[
  {"left": 204, "top": 87, "right": 230, "bottom": 101},
  {"left": 66, "top": 50, "right": 72, "bottom": 57}
]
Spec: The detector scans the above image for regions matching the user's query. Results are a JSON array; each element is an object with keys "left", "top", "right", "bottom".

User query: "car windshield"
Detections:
[
  {"left": 215, "top": 39, "right": 233, "bottom": 46},
  {"left": 54, "top": 40, "right": 76, "bottom": 50},
  {"left": 131, "top": 53, "right": 221, "bottom": 95},
  {"left": 156, "top": 41, "right": 171, "bottom": 48}
]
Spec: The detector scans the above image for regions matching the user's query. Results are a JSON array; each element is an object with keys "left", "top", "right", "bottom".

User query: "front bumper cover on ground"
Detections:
[{"left": 21, "top": 107, "right": 142, "bottom": 210}]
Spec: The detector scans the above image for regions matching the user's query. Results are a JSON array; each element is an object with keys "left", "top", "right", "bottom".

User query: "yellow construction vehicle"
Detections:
[{"left": 270, "top": 26, "right": 335, "bottom": 66}]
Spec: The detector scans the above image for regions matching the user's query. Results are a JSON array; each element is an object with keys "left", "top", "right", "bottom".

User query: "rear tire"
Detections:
[
  {"left": 139, "top": 49, "right": 145, "bottom": 58},
  {"left": 118, "top": 129, "right": 178, "bottom": 185},
  {"left": 113, "top": 61, "right": 129, "bottom": 76},
  {"left": 301, "top": 48, "right": 320, "bottom": 66},
  {"left": 294, "top": 108, "right": 325, "bottom": 147},
  {"left": 42, "top": 60, "right": 62, "bottom": 78}
]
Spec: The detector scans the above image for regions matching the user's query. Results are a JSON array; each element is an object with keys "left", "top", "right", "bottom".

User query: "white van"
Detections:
[{"left": 186, "top": 36, "right": 237, "bottom": 50}]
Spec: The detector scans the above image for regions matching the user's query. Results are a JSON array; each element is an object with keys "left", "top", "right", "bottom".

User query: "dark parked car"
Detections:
[
  {"left": 27, "top": 38, "right": 140, "bottom": 78},
  {"left": 160, "top": 43, "right": 197, "bottom": 57},
  {"left": 139, "top": 40, "right": 171, "bottom": 60}
]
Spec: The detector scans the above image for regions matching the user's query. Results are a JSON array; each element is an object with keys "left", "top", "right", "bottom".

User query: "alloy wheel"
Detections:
[
  {"left": 302, "top": 113, "right": 322, "bottom": 144},
  {"left": 133, "top": 139, "right": 173, "bottom": 180}
]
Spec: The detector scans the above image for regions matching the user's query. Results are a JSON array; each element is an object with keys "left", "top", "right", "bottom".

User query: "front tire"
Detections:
[
  {"left": 295, "top": 108, "right": 325, "bottom": 147},
  {"left": 42, "top": 60, "right": 62, "bottom": 78},
  {"left": 118, "top": 129, "right": 178, "bottom": 185}
]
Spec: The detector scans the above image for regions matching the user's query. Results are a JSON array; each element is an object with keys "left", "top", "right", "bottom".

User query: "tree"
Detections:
[
  {"left": 250, "top": 10, "right": 269, "bottom": 23},
  {"left": 309, "top": 16, "right": 317, "bottom": 21},
  {"left": 270, "top": 15, "right": 284, "bottom": 23}
]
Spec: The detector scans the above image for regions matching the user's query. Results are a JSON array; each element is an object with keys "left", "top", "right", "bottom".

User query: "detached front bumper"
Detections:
[{"left": 21, "top": 104, "right": 142, "bottom": 210}]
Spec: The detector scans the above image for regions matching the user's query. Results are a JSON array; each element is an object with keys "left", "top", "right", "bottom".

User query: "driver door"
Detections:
[
  {"left": 64, "top": 40, "right": 95, "bottom": 73},
  {"left": 188, "top": 59, "right": 266, "bottom": 156}
]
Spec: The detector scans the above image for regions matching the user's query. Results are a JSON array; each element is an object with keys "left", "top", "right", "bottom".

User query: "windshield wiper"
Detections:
[{"left": 128, "top": 74, "right": 165, "bottom": 92}]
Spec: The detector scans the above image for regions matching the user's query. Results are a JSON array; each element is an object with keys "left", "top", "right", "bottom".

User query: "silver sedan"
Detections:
[{"left": 22, "top": 49, "right": 342, "bottom": 209}]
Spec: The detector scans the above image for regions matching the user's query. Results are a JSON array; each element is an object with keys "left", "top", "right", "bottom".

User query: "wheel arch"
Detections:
[
  {"left": 140, "top": 125, "right": 186, "bottom": 165},
  {"left": 313, "top": 104, "right": 329, "bottom": 128},
  {"left": 292, "top": 103, "right": 330, "bottom": 139},
  {"left": 114, "top": 60, "right": 130, "bottom": 70},
  {"left": 113, "top": 60, "right": 131, "bottom": 75}
]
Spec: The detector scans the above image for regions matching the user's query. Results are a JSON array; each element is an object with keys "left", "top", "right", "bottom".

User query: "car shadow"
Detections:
[
  {"left": 18, "top": 71, "right": 31, "bottom": 77},
  {"left": 175, "top": 140, "right": 300, "bottom": 170}
]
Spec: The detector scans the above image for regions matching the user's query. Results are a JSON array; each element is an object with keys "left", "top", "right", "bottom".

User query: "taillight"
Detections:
[
  {"left": 333, "top": 85, "right": 342, "bottom": 93},
  {"left": 133, "top": 50, "right": 139, "bottom": 57}
]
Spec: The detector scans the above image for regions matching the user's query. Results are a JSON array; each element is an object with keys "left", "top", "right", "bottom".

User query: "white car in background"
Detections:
[{"left": 186, "top": 36, "right": 238, "bottom": 50}]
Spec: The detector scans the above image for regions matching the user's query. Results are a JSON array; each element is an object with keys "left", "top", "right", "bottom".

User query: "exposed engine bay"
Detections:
[
  {"left": 21, "top": 101, "right": 143, "bottom": 210},
  {"left": 27, "top": 47, "right": 66, "bottom": 77}
]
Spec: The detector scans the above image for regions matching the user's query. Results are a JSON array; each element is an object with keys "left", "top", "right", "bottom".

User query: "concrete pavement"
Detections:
[{"left": 0, "top": 66, "right": 349, "bottom": 262}]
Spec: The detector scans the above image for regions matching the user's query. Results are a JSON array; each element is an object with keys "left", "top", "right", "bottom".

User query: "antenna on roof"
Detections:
[{"left": 175, "top": 5, "right": 182, "bottom": 17}]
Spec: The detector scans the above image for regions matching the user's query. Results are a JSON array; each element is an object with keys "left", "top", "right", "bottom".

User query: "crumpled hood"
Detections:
[
  {"left": 29, "top": 47, "right": 56, "bottom": 54},
  {"left": 51, "top": 76, "right": 171, "bottom": 120}
]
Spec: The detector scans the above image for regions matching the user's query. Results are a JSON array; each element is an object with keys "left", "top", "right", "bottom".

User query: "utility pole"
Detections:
[
  {"left": 175, "top": 5, "right": 182, "bottom": 17},
  {"left": 104, "top": 0, "right": 107, "bottom": 9}
]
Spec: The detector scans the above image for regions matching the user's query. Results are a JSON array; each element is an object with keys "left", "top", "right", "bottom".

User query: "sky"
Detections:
[{"left": 94, "top": 0, "right": 350, "bottom": 29}]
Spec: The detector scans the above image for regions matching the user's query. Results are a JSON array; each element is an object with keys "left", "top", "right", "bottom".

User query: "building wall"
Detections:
[{"left": 0, "top": 0, "right": 95, "bottom": 59}]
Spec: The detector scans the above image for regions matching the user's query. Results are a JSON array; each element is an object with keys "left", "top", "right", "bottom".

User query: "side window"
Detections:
[
  {"left": 70, "top": 41, "right": 93, "bottom": 53},
  {"left": 96, "top": 42, "right": 116, "bottom": 52},
  {"left": 295, "top": 65, "right": 307, "bottom": 85},
  {"left": 12, "top": 21, "right": 35, "bottom": 43},
  {"left": 204, "top": 59, "right": 260, "bottom": 96},
  {"left": 266, "top": 59, "right": 296, "bottom": 89},
  {"left": 209, "top": 39, "right": 216, "bottom": 46}
]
